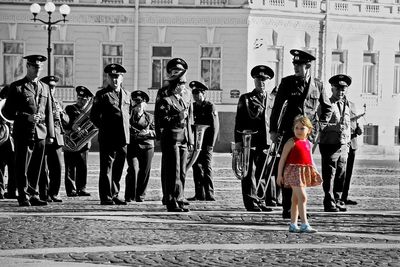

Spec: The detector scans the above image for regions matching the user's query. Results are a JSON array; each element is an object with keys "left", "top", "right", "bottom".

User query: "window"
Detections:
[
  {"left": 395, "top": 125, "right": 400, "bottom": 145},
  {"left": 363, "top": 124, "right": 378, "bottom": 145},
  {"left": 331, "top": 50, "right": 347, "bottom": 76},
  {"left": 102, "top": 44, "right": 123, "bottom": 85},
  {"left": 265, "top": 47, "right": 283, "bottom": 88},
  {"left": 393, "top": 54, "right": 400, "bottom": 94},
  {"left": 362, "top": 53, "right": 378, "bottom": 94},
  {"left": 54, "top": 43, "right": 74, "bottom": 87},
  {"left": 2, "top": 41, "right": 24, "bottom": 84},
  {"left": 151, "top": 46, "right": 172, "bottom": 88},
  {"left": 201, "top": 46, "right": 221, "bottom": 90}
]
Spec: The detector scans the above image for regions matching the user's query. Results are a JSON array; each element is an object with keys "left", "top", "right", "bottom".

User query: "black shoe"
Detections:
[
  {"left": 344, "top": 199, "right": 358, "bottom": 205},
  {"left": 45, "top": 196, "right": 53, "bottom": 203},
  {"left": 258, "top": 204, "right": 273, "bottom": 212},
  {"left": 125, "top": 198, "right": 132, "bottom": 203},
  {"left": 135, "top": 198, "right": 144, "bottom": 202},
  {"left": 29, "top": 196, "right": 48, "bottom": 206},
  {"left": 187, "top": 196, "right": 203, "bottom": 201},
  {"left": 167, "top": 207, "right": 184, "bottom": 212},
  {"left": 205, "top": 196, "right": 216, "bottom": 201},
  {"left": 113, "top": 197, "right": 127, "bottom": 205},
  {"left": 335, "top": 200, "right": 347, "bottom": 211},
  {"left": 246, "top": 205, "right": 262, "bottom": 212},
  {"left": 180, "top": 199, "right": 190, "bottom": 205},
  {"left": 67, "top": 191, "right": 78, "bottom": 197},
  {"left": 282, "top": 210, "right": 291, "bottom": 219},
  {"left": 51, "top": 196, "right": 63, "bottom": 203},
  {"left": 4, "top": 192, "right": 18, "bottom": 199},
  {"left": 100, "top": 200, "right": 114, "bottom": 205},
  {"left": 77, "top": 190, "right": 91, "bottom": 197},
  {"left": 324, "top": 205, "right": 339, "bottom": 212},
  {"left": 19, "top": 200, "right": 31, "bottom": 207},
  {"left": 178, "top": 203, "right": 190, "bottom": 212},
  {"left": 265, "top": 200, "right": 277, "bottom": 207}
]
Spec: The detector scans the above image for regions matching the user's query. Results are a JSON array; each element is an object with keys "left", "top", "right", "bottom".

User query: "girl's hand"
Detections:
[{"left": 277, "top": 175, "right": 283, "bottom": 187}]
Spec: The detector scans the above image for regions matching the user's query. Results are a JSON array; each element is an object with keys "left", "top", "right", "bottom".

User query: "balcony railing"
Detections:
[{"left": 329, "top": 0, "right": 400, "bottom": 17}]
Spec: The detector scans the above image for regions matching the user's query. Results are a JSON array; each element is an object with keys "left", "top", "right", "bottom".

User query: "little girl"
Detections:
[{"left": 277, "top": 115, "right": 322, "bottom": 233}]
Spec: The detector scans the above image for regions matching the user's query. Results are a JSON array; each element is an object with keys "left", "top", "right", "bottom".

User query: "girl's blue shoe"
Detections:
[
  {"left": 300, "top": 224, "right": 317, "bottom": 233},
  {"left": 289, "top": 223, "right": 300, "bottom": 233}
]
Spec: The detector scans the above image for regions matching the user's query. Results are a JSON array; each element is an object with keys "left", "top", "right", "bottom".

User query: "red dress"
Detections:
[{"left": 283, "top": 138, "right": 322, "bottom": 188}]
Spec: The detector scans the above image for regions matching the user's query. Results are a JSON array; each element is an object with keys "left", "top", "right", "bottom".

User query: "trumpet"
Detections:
[
  {"left": 231, "top": 129, "right": 257, "bottom": 180},
  {"left": 255, "top": 100, "right": 288, "bottom": 200}
]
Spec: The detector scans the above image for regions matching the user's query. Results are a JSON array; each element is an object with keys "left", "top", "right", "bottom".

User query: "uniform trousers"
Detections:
[
  {"left": 339, "top": 147, "right": 356, "bottom": 202},
  {"left": 0, "top": 138, "right": 16, "bottom": 196},
  {"left": 192, "top": 149, "right": 214, "bottom": 199},
  {"left": 161, "top": 137, "right": 187, "bottom": 209},
  {"left": 319, "top": 143, "right": 348, "bottom": 206},
  {"left": 98, "top": 143, "right": 127, "bottom": 201},
  {"left": 241, "top": 148, "right": 266, "bottom": 209},
  {"left": 39, "top": 143, "right": 63, "bottom": 199},
  {"left": 125, "top": 144, "right": 154, "bottom": 201},
  {"left": 14, "top": 138, "right": 46, "bottom": 201},
  {"left": 64, "top": 149, "right": 88, "bottom": 194}
]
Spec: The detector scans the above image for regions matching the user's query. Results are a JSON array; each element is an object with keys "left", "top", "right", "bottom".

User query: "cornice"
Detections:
[
  {"left": 248, "top": 16, "right": 321, "bottom": 32},
  {"left": 139, "top": 14, "right": 248, "bottom": 26}
]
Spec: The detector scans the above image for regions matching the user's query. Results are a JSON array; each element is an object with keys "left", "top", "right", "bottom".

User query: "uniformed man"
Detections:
[
  {"left": 234, "top": 65, "right": 274, "bottom": 212},
  {"left": 187, "top": 81, "right": 219, "bottom": 201},
  {"left": 319, "top": 74, "right": 352, "bottom": 212},
  {"left": 270, "top": 49, "right": 332, "bottom": 218},
  {"left": 90, "top": 63, "right": 130, "bottom": 205},
  {"left": 64, "top": 86, "right": 94, "bottom": 197},
  {"left": 2, "top": 55, "right": 55, "bottom": 206},
  {"left": 38, "top": 75, "right": 69, "bottom": 202},
  {"left": 339, "top": 101, "right": 363, "bottom": 205},
  {"left": 154, "top": 57, "right": 189, "bottom": 205},
  {"left": 0, "top": 85, "right": 16, "bottom": 199},
  {"left": 156, "top": 65, "right": 194, "bottom": 212},
  {"left": 125, "top": 90, "right": 156, "bottom": 203}
]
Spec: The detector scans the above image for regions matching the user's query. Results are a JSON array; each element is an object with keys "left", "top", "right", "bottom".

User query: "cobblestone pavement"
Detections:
[{"left": 0, "top": 153, "right": 399, "bottom": 266}]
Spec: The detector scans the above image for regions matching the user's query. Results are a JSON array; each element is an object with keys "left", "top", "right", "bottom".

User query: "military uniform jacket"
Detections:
[
  {"left": 129, "top": 111, "right": 156, "bottom": 149},
  {"left": 234, "top": 89, "right": 269, "bottom": 148},
  {"left": 158, "top": 94, "right": 194, "bottom": 145},
  {"left": 270, "top": 75, "right": 332, "bottom": 142},
  {"left": 193, "top": 100, "right": 219, "bottom": 148},
  {"left": 318, "top": 97, "right": 351, "bottom": 145},
  {"left": 3, "top": 76, "right": 55, "bottom": 142},
  {"left": 90, "top": 85, "right": 130, "bottom": 146},
  {"left": 154, "top": 85, "right": 169, "bottom": 139}
]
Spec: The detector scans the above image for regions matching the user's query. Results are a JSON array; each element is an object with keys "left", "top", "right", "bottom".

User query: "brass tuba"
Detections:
[
  {"left": 231, "top": 130, "right": 256, "bottom": 180},
  {"left": 186, "top": 124, "right": 209, "bottom": 172},
  {"left": 0, "top": 99, "right": 11, "bottom": 146},
  {"left": 63, "top": 98, "right": 98, "bottom": 152}
]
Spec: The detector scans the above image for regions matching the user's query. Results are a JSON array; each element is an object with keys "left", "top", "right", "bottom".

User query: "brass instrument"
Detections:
[
  {"left": 256, "top": 100, "right": 288, "bottom": 199},
  {"left": 350, "top": 103, "right": 366, "bottom": 122},
  {"left": 0, "top": 99, "right": 12, "bottom": 146},
  {"left": 186, "top": 124, "right": 209, "bottom": 172},
  {"left": 63, "top": 98, "right": 98, "bottom": 152},
  {"left": 231, "top": 129, "right": 257, "bottom": 180}
]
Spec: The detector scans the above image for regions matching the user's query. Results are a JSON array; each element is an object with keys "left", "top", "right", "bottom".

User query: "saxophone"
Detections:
[{"left": 63, "top": 98, "right": 98, "bottom": 152}]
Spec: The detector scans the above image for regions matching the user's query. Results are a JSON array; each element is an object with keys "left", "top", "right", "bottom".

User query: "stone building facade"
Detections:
[{"left": 1, "top": 0, "right": 399, "bottom": 153}]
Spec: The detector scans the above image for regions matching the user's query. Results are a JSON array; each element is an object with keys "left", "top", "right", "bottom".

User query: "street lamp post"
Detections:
[{"left": 30, "top": 2, "right": 71, "bottom": 76}]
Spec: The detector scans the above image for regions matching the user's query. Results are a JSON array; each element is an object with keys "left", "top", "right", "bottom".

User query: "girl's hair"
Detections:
[{"left": 293, "top": 115, "right": 313, "bottom": 132}]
